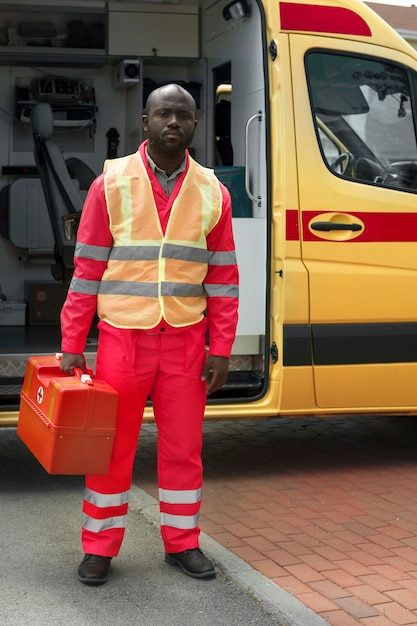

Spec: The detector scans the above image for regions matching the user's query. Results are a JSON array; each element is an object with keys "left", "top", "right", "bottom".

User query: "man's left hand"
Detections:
[{"left": 201, "top": 355, "right": 229, "bottom": 395}]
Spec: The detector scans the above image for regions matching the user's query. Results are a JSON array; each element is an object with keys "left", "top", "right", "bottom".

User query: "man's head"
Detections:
[{"left": 143, "top": 84, "right": 197, "bottom": 165}]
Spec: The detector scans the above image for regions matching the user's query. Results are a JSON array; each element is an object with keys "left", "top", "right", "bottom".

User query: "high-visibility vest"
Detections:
[{"left": 97, "top": 150, "right": 222, "bottom": 329}]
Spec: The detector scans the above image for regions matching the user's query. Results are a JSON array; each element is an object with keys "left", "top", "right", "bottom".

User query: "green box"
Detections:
[{"left": 214, "top": 166, "right": 251, "bottom": 218}]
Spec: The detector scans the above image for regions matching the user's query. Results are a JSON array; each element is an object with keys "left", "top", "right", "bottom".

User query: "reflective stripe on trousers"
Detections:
[
  {"left": 81, "top": 319, "right": 207, "bottom": 557},
  {"left": 159, "top": 487, "right": 202, "bottom": 531},
  {"left": 82, "top": 488, "right": 129, "bottom": 533}
]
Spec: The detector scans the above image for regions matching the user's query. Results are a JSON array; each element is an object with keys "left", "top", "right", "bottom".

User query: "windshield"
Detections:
[{"left": 306, "top": 51, "right": 417, "bottom": 190}]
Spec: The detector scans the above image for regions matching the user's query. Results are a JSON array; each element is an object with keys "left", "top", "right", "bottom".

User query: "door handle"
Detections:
[
  {"left": 245, "top": 111, "right": 263, "bottom": 206},
  {"left": 311, "top": 221, "right": 363, "bottom": 232}
]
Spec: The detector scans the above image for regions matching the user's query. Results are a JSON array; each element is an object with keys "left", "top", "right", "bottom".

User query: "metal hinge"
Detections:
[
  {"left": 269, "top": 40, "right": 277, "bottom": 61},
  {"left": 271, "top": 342, "right": 278, "bottom": 364}
]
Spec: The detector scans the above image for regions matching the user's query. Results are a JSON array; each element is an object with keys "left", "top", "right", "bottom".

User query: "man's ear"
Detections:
[{"left": 142, "top": 115, "right": 148, "bottom": 131}]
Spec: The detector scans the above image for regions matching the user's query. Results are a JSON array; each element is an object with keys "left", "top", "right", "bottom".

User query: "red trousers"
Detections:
[{"left": 81, "top": 319, "right": 207, "bottom": 557}]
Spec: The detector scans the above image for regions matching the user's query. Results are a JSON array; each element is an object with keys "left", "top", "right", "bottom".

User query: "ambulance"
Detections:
[{"left": 1, "top": 0, "right": 417, "bottom": 425}]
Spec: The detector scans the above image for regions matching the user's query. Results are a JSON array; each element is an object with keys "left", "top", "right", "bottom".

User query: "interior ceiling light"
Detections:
[{"left": 223, "top": 0, "right": 251, "bottom": 21}]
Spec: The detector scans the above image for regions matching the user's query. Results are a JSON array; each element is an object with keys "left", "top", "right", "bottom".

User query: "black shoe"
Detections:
[
  {"left": 78, "top": 554, "right": 112, "bottom": 585},
  {"left": 165, "top": 548, "right": 216, "bottom": 579}
]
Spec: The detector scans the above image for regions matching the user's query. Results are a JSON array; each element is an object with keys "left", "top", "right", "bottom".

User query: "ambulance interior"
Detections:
[{"left": 0, "top": 0, "right": 268, "bottom": 413}]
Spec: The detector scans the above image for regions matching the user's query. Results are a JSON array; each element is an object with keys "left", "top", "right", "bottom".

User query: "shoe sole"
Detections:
[
  {"left": 164, "top": 554, "right": 216, "bottom": 579},
  {"left": 78, "top": 574, "right": 109, "bottom": 586}
]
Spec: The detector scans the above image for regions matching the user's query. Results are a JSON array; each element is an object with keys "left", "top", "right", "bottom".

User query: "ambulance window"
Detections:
[
  {"left": 306, "top": 51, "right": 417, "bottom": 192},
  {"left": 317, "top": 126, "right": 346, "bottom": 174}
]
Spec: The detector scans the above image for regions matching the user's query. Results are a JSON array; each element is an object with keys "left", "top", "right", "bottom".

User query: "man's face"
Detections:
[{"left": 143, "top": 87, "right": 197, "bottom": 159}]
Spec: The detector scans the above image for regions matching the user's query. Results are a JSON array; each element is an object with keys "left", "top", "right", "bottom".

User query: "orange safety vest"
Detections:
[{"left": 97, "top": 150, "right": 222, "bottom": 329}]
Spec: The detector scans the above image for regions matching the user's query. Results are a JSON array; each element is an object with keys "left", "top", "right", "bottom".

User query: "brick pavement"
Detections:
[{"left": 132, "top": 414, "right": 417, "bottom": 625}]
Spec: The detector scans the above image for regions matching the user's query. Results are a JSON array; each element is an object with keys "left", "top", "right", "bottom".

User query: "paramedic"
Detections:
[{"left": 59, "top": 83, "right": 239, "bottom": 585}]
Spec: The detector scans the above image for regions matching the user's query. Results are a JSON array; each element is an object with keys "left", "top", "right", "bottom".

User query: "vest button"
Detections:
[{"left": 160, "top": 327, "right": 165, "bottom": 332}]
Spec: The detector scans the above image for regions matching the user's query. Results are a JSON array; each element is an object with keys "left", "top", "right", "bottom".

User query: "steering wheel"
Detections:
[{"left": 330, "top": 152, "right": 354, "bottom": 175}]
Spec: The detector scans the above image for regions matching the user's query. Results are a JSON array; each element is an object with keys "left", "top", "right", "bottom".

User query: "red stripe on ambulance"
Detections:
[
  {"left": 279, "top": 2, "right": 372, "bottom": 36},
  {"left": 286, "top": 210, "right": 417, "bottom": 242}
]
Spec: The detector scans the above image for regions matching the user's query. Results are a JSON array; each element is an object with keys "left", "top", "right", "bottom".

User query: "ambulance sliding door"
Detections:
[{"left": 290, "top": 35, "right": 417, "bottom": 409}]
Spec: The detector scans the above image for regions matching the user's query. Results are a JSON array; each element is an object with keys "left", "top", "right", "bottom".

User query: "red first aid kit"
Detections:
[{"left": 17, "top": 354, "right": 118, "bottom": 475}]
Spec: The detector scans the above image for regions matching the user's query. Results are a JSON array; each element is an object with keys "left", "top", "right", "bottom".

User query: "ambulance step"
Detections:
[
  {"left": 0, "top": 381, "right": 23, "bottom": 411},
  {"left": 222, "top": 371, "right": 263, "bottom": 390}
]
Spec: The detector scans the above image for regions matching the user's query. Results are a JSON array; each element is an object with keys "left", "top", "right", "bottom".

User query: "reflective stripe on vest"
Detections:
[{"left": 98, "top": 151, "right": 222, "bottom": 329}]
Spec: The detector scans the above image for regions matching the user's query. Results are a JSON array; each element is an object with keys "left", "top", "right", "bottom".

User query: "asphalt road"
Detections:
[{"left": 0, "top": 427, "right": 328, "bottom": 626}]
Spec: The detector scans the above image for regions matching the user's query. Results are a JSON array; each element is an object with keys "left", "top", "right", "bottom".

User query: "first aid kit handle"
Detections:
[
  {"left": 54, "top": 353, "right": 93, "bottom": 384},
  {"left": 74, "top": 368, "right": 93, "bottom": 385}
]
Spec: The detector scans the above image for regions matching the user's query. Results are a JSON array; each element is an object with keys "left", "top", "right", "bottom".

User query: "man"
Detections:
[{"left": 59, "top": 84, "right": 239, "bottom": 585}]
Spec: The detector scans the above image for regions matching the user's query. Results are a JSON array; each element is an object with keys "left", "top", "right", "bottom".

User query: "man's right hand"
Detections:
[{"left": 60, "top": 352, "right": 87, "bottom": 375}]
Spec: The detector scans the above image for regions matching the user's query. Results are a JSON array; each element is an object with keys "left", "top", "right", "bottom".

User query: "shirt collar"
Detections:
[{"left": 145, "top": 148, "right": 187, "bottom": 179}]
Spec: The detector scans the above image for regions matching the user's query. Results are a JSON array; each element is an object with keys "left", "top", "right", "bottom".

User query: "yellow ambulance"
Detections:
[{"left": 1, "top": 0, "right": 417, "bottom": 423}]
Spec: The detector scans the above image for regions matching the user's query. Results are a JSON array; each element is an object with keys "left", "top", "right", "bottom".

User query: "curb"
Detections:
[{"left": 129, "top": 484, "right": 330, "bottom": 626}]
